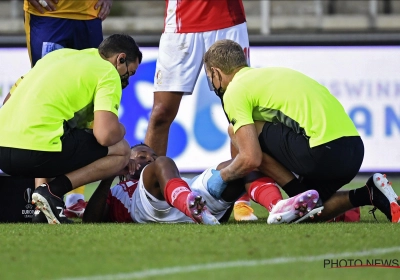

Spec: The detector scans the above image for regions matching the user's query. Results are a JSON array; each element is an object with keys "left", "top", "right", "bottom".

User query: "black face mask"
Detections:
[
  {"left": 211, "top": 69, "right": 230, "bottom": 122},
  {"left": 120, "top": 61, "right": 130, "bottom": 89},
  {"left": 211, "top": 70, "right": 225, "bottom": 97}
]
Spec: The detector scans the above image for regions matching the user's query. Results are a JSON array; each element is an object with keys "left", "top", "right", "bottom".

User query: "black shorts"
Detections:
[
  {"left": 258, "top": 122, "right": 364, "bottom": 201},
  {"left": 0, "top": 129, "right": 108, "bottom": 178}
]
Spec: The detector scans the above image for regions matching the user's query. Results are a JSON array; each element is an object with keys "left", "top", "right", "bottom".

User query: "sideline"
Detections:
[{"left": 59, "top": 246, "right": 400, "bottom": 280}]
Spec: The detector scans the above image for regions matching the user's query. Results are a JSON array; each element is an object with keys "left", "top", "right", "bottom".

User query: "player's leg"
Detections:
[
  {"left": 317, "top": 173, "right": 400, "bottom": 223},
  {"left": 241, "top": 171, "right": 319, "bottom": 224},
  {"left": 257, "top": 131, "right": 396, "bottom": 223},
  {"left": 145, "top": 91, "right": 183, "bottom": 156},
  {"left": 352, "top": 173, "right": 400, "bottom": 223},
  {"left": 82, "top": 176, "right": 115, "bottom": 223},
  {"left": 24, "top": 13, "right": 71, "bottom": 67},
  {"left": 145, "top": 32, "right": 204, "bottom": 156},
  {"left": 289, "top": 136, "right": 364, "bottom": 222},
  {"left": 72, "top": 18, "right": 103, "bottom": 49},
  {"left": 190, "top": 162, "right": 318, "bottom": 224},
  {"left": 142, "top": 156, "right": 219, "bottom": 224},
  {"left": 188, "top": 165, "right": 236, "bottom": 223},
  {"left": 187, "top": 160, "right": 257, "bottom": 223},
  {"left": 28, "top": 130, "right": 130, "bottom": 224},
  {"left": 256, "top": 122, "right": 314, "bottom": 192},
  {"left": 255, "top": 122, "right": 325, "bottom": 222}
]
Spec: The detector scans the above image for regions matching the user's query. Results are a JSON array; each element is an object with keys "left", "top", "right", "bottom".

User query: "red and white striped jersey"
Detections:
[
  {"left": 106, "top": 180, "right": 138, "bottom": 223},
  {"left": 163, "top": 0, "right": 246, "bottom": 33}
]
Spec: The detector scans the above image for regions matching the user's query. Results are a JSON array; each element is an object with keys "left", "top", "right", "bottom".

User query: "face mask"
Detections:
[
  {"left": 213, "top": 84, "right": 224, "bottom": 97},
  {"left": 120, "top": 61, "right": 129, "bottom": 89},
  {"left": 116, "top": 57, "right": 130, "bottom": 89},
  {"left": 211, "top": 69, "right": 224, "bottom": 97}
]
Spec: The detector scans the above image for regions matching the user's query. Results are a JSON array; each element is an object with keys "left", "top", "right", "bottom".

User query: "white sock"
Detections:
[
  {"left": 65, "top": 193, "right": 84, "bottom": 208},
  {"left": 235, "top": 200, "right": 251, "bottom": 205}
]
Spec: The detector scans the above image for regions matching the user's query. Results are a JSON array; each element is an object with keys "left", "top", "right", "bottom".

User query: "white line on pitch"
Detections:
[{"left": 59, "top": 246, "right": 400, "bottom": 280}]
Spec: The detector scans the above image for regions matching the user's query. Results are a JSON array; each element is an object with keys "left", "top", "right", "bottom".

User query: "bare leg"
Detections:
[
  {"left": 311, "top": 191, "right": 354, "bottom": 222},
  {"left": 82, "top": 176, "right": 115, "bottom": 223},
  {"left": 35, "top": 178, "right": 49, "bottom": 188},
  {"left": 66, "top": 138, "right": 131, "bottom": 188},
  {"left": 272, "top": 190, "right": 355, "bottom": 223},
  {"left": 141, "top": 156, "right": 181, "bottom": 199},
  {"left": 258, "top": 153, "right": 296, "bottom": 186},
  {"left": 144, "top": 91, "right": 183, "bottom": 156}
]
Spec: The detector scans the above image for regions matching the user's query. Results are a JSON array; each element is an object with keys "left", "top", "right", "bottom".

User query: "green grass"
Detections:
[{"left": 0, "top": 177, "right": 399, "bottom": 280}]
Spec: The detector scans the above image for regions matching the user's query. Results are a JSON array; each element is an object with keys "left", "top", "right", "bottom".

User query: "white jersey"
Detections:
[{"left": 106, "top": 166, "right": 231, "bottom": 223}]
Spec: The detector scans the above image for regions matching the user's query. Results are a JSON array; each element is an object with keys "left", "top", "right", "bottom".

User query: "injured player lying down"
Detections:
[{"left": 82, "top": 143, "right": 321, "bottom": 224}]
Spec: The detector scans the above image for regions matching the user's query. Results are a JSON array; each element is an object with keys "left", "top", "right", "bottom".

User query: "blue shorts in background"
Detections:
[{"left": 25, "top": 13, "right": 103, "bottom": 66}]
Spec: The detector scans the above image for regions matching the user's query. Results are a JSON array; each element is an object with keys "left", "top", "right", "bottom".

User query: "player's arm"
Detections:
[
  {"left": 228, "top": 124, "right": 239, "bottom": 158},
  {"left": 93, "top": 72, "right": 125, "bottom": 146},
  {"left": 219, "top": 84, "right": 261, "bottom": 180},
  {"left": 220, "top": 124, "right": 262, "bottom": 181},
  {"left": 93, "top": 110, "right": 125, "bottom": 146},
  {"left": 82, "top": 176, "right": 115, "bottom": 223}
]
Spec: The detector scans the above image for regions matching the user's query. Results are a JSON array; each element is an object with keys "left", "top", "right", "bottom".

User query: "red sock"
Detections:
[
  {"left": 164, "top": 178, "right": 192, "bottom": 217},
  {"left": 248, "top": 177, "right": 282, "bottom": 212}
]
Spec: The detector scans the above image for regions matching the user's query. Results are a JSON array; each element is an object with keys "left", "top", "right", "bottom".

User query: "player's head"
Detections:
[
  {"left": 204, "top": 39, "right": 248, "bottom": 74},
  {"left": 99, "top": 34, "right": 143, "bottom": 65},
  {"left": 128, "top": 143, "right": 157, "bottom": 179},
  {"left": 98, "top": 34, "right": 143, "bottom": 89},
  {"left": 203, "top": 39, "right": 248, "bottom": 97}
]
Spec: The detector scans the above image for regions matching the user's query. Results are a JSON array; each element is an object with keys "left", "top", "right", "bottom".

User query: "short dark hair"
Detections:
[
  {"left": 131, "top": 142, "right": 150, "bottom": 150},
  {"left": 99, "top": 34, "right": 143, "bottom": 64}
]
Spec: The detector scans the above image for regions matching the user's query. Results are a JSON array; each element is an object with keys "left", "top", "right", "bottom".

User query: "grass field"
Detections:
[{"left": 1, "top": 176, "right": 400, "bottom": 280}]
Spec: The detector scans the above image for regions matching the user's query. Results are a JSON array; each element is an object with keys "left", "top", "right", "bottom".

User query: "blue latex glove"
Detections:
[{"left": 207, "top": 169, "right": 228, "bottom": 199}]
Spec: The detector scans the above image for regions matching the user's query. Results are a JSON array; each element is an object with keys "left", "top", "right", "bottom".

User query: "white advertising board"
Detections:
[{"left": 1, "top": 46, "right": 399, "bottom": 172}]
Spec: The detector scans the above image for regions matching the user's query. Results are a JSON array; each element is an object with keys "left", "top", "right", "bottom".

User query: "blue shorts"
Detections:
[{"left": 24, "top": 13, "right": 103, "bottom": 66}]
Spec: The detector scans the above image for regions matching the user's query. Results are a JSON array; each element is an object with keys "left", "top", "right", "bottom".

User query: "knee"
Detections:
[
  {"left": 154, "top": 156, "right": 175, "bottom": 167},
  {"left": 150, "top": 103, "right": 178, "bottom": 124},
  {"left": 153, "top": 156, "right": 178, "bottom": 173}
]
